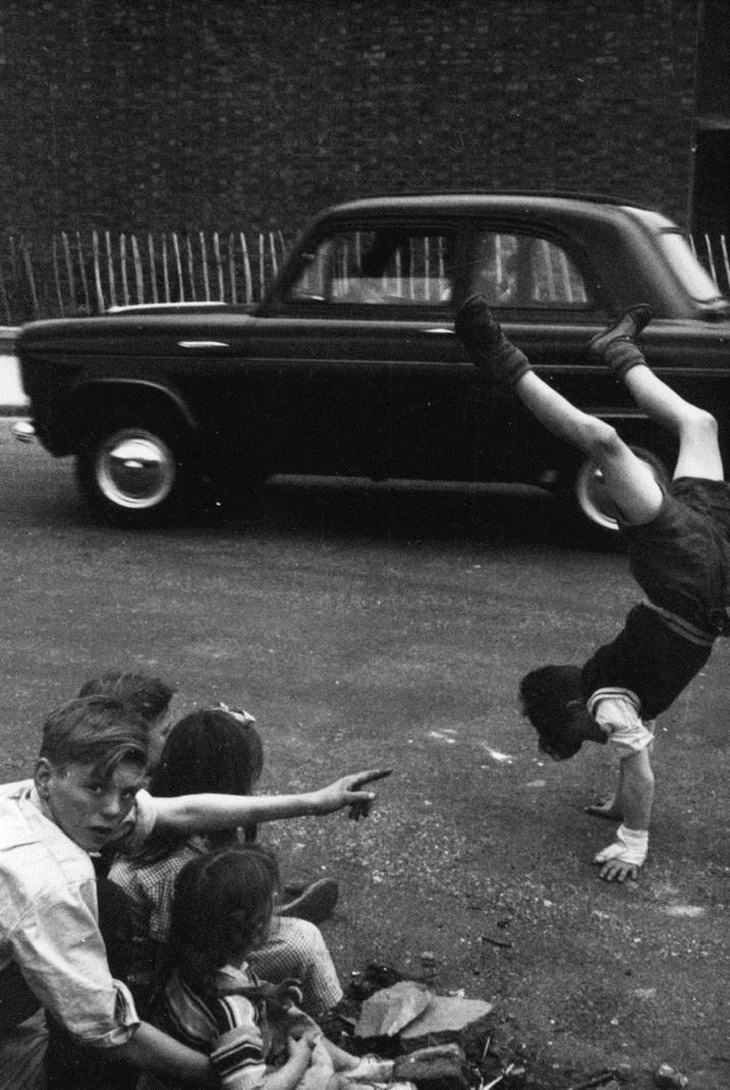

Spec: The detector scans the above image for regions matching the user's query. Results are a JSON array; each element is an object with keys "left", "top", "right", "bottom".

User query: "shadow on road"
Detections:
[
  {"left": 203, "top": 476, "right": 622, "bottom": 552},
  {"left": 0, "top": 417, "right": 621, "bottom": 552}
]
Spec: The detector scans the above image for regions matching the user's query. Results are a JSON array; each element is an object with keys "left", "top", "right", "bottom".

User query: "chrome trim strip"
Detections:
[{"left": 177, "top": 340, "right": 230, "bottom": 348}]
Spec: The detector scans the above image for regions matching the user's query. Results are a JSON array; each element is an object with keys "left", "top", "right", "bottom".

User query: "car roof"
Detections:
[{"left": 313, "top": 191, "right": 678, "bottom": 231}]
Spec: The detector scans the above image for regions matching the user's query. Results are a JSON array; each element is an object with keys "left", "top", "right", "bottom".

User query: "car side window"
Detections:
[
  {"left": 288, "top": 230, "right": 454, "bottom": 306},
  {"left": 475, "top": 231, "right": 590, "bottom": 308}
]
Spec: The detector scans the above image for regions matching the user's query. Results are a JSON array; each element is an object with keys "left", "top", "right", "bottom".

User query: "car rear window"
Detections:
[{"left": 474, "top": 231, "right": 590, "bottom": 309}]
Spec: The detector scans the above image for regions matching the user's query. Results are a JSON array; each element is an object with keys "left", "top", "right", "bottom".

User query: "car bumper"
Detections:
[{"left": 12, "top": 420, "right": 36, "bottom": 443}]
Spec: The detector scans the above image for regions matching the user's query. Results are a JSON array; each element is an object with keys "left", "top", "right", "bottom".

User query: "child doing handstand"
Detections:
[
  {"left": 455, "top": 296, "right": 730, "bottom": 883},
  {"left": 142, "top": 843, "right": 398, "bottom": 1090}
]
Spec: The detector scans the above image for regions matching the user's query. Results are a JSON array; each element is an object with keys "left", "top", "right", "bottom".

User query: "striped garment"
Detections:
[{"left": 150, "top": 963, "right": 269, "bottom": 1090}]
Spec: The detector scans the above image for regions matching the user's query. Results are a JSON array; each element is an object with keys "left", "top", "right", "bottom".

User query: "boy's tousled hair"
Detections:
[
  {"left": 40, "top": 695, "right": 148, "bottom": 777},
  {"left": 78, "top": 671, "right": 175, "bottom": 723},
  {"left": 168, "top": 844, "right": 279, "bottom": 1000},
  {"left": 519, "top": 665, "right": 591, "bottom": 759}
]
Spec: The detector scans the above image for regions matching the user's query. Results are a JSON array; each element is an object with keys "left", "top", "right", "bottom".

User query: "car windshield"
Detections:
[{"left": 657, "top": 230, "right": 728, "bottom": 303}]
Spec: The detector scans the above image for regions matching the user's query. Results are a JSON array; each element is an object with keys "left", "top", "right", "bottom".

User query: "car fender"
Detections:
[{"left": 61, "top": 375, "right": 200, "bottom": 454}]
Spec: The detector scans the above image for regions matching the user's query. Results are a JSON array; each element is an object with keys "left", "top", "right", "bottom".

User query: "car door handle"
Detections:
[
  {"left": 177, "top": 340, "right": 230, "bottom": 348},
  {"left": 423, "top": 327, "right": 454, "bottom": 335}
]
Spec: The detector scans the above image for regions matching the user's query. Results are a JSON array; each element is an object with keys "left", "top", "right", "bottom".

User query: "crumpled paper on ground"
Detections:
[{"left": 354, "top": 980, "right": 434, "bottom": 1038}]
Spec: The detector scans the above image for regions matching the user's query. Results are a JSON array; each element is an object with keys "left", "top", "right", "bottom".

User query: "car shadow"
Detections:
[{"left": 202, "top": 476, "right": 624, "bottom": 553}]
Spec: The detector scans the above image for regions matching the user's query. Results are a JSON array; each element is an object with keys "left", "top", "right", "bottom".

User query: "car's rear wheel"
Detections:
[
  {"left": 76, "top": 421, "right": 192, "bottom": 527},
  {"left": 567, "top": 445, "right": 669, "bottom": 538}
]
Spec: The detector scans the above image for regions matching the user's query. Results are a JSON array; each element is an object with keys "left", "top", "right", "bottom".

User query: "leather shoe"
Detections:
[
  {"left": 588, "top": 304, "right": 653, "bottom": 361},
  {"left": 278, "top": 877, "right": 339, "bottom": 923}
]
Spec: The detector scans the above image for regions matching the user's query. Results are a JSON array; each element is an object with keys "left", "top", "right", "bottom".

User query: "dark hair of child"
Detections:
[
  {"left": 152, "top": 708, "right": 264, "bottom": 798},
  {"left": 141, "top": 708, "right": 264, "bottom": 858},
  {"left": 519, "top": 664, "right": 599, "bottom": 760},
  {"left": 78, "top": 671, "right": 175, "bottom": 723},
  {"left": 167, "top": 843, "right": 279, "bottom": 1003}
]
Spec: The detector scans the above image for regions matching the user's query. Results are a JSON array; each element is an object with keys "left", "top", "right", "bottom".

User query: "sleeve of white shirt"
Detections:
[
  {"left": 588, "top": 689, "right": 655, "bottom": 759},
  {"left": 6, "top": 854, "right": 140, "bottom": 1046}
]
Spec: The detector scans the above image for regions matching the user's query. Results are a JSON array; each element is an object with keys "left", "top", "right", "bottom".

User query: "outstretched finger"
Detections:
[{"left": 349, "top": 768, "right": 393, "bottom": 790}]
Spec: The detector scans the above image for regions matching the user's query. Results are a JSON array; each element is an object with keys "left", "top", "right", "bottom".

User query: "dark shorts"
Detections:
[
  {"left": 622, "top": 477, "right": 730, "bottom": 637},
  {"left": 581, "top": 602, "right": 713, "bottom": 719}
]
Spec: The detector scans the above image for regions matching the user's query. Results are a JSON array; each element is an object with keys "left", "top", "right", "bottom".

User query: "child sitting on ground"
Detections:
[
  {"left": 84, "top": 672, "right": 341, "bottom": 921},
  {"left": 455, "top": 296, "right": 730, "bottom": 883},
  {"left": 110, "top": 707, "right": 349, "bottom": 1023},
  {"left": 141, "top": 843, "right": 401, "bottom": 1090}
]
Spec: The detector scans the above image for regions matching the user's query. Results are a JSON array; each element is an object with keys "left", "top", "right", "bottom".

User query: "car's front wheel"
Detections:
[
  {"left": 567, "top": 445, "right": 669, "bottom": 538},
  {"left": 76, "top": 422, "right": 192, "bottom": 527}
]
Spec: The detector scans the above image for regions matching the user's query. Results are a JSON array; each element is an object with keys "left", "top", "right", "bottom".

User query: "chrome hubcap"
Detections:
[
  {"left": 95, "top": 430, "right": 176, "bottom": 509},
  {"left": 574, "top": 458, "right": 620, "bottom": 531},
  {"left": 575, "top": 449, "right": 665, "bottom": 532}
]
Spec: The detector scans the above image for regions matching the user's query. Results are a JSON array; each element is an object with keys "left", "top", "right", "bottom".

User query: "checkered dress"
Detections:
[{"left": 109, "top": 839, "right": 342, "bottom": 1018}]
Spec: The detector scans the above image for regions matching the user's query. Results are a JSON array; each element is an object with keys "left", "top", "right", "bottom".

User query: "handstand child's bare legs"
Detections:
[
  {"left": 514, "top": 370, "right": 665, "bottom": 525},
  {"left": 590, "top": 303, "right": 724, "bottom": 481},
  {"left": 455, "top": 297, "right": 723, "bottom": 523},
  {"left": 621, "top": 365, "right": 723, "bottom": 481}
]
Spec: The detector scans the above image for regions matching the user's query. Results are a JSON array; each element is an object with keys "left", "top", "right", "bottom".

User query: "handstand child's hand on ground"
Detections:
[
  {"left": 593, "top": 825, "right": 648, "bottom": 883},
  {"left": 594, "top": 850, "right": 639, "bottom": 884}
]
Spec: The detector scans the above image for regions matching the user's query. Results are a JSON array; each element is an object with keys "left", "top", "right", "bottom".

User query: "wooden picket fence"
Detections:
[
  {"left": 0, "top": 228, "right": 289, "bottom": 324},
  {"left": 0, "top": 227, "right": 728, "bottom": 325},
  {"left": 689, "top": 232, "right": 730, "bottom": 296}
]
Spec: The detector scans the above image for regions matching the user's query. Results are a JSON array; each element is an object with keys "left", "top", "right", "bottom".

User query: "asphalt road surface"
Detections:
[{"left": 1, "top": 419, "right": 728, "bottom": 1089}]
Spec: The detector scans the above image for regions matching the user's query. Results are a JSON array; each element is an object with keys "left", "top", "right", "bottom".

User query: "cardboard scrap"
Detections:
[
  {"left": 399, "top": 995, "right": 494, "bottom": 1041},
  {"left": 394, "top": 1043, "right": 471, "bottom": 1090},
  {"left": 354, "top": 980, "right": 434, "bottom": 1038}
]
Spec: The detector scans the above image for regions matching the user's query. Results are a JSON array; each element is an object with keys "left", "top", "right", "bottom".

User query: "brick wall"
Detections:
[{"left": 0, "top": 0, "right": 699, "bottom": 240}]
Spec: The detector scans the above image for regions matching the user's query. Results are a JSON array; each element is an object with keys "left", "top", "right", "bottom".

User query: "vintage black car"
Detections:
[{"left": 15, "top": 192, "right": 730, "bottom": 531}]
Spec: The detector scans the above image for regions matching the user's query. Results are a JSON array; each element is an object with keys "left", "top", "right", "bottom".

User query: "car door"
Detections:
[
  {"left": 244, "top": 222, "right": 481, "bottom": 480},
  {"left": 461, "top": 221, "right": 623, "bottom": 482}
]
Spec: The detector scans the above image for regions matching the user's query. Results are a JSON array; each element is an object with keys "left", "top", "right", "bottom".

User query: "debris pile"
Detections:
[
  {"left": 335, "top": 963, "right": 523, "bottom": 1089},
  {"left": 334, "top": 962, "right": 714, "bottom": 1089}
]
